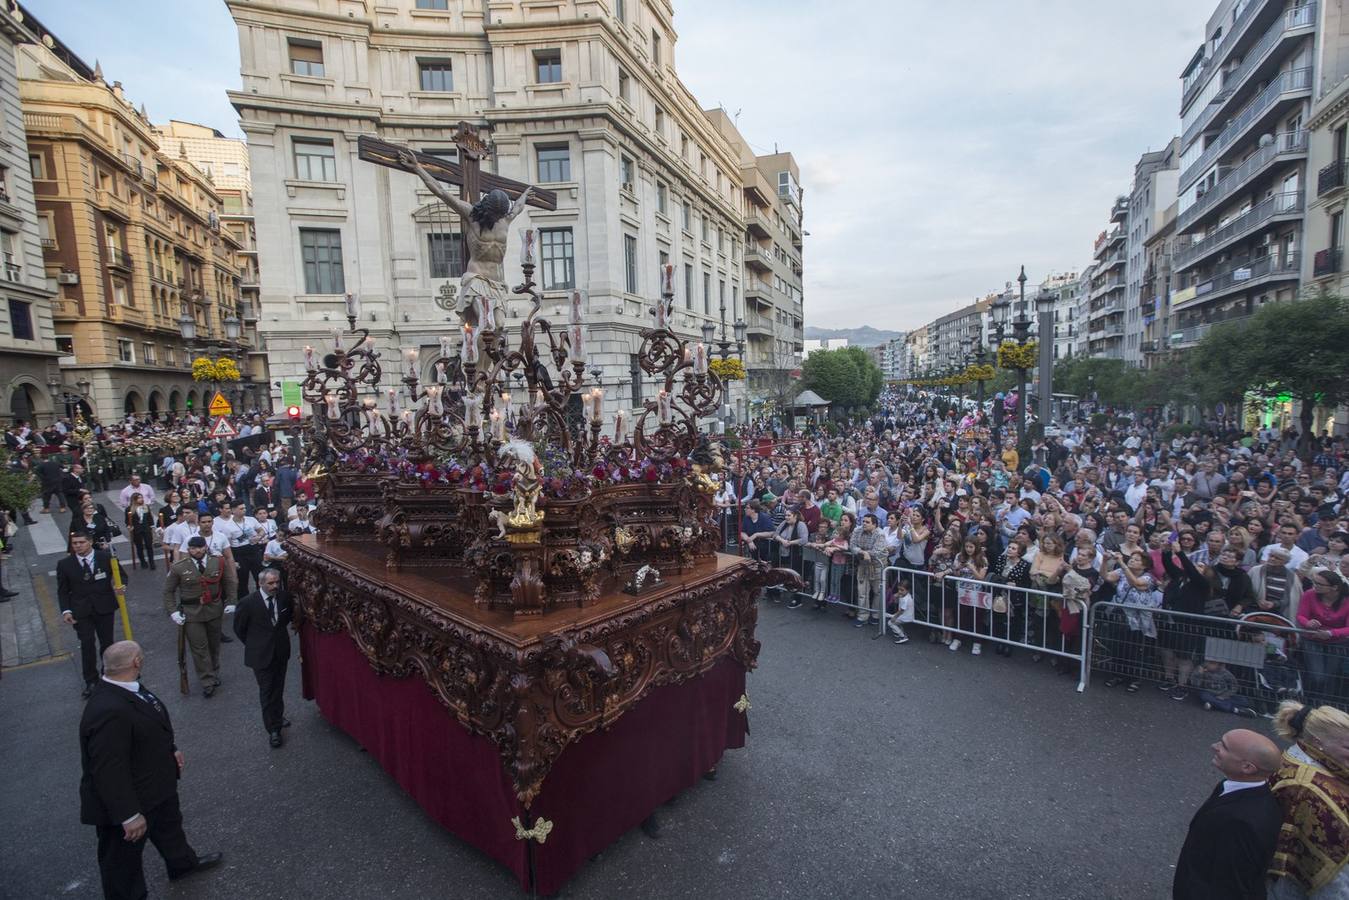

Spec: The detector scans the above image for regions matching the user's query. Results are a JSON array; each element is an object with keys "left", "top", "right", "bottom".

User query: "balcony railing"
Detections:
[
  {"left": 1187, "top": 251, "right": 1300, "bottom": 305},
  {"left": 1182, "top": 0, "right": 1266, "bottom": 110},
  {"left": 1103, "top": 321, "right": 1125, "bottom": 337},
  {"left": 1318, "top": 160, "right": 1347, "bottom": 198},
  {"left": 1175, "top": 190, "right": 1303, "bottom": 270},
  {"left": 1181, "top": 3, "right": 1317, "bottom": 150},
  {"left": 107, "top": 247, "right": 133, "bottom": 270},
  {"left": 1177, "top": 130, "right": 1306, "bottom": 233},
  {"left": 1314, "top": 248, "right": 1341, "bottom": 278},
  {"left": 1179, "top": 67, "right": 1312, "bottom": 191},
  {"left": 40, "top": 238, "right": 56, "bottom": 251}
]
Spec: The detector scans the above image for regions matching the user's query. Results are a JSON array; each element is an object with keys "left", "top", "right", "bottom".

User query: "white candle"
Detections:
[
  {"left": 658, "top": 389, "right": 672, "bottom": 424},
  {"left": 501, "top": 390, "right": 511, "bottom": 411},
  {"left": 331, "top": 328, "right": 343, "bottom": 351},
  {"left": 400, "top": 409, "right": 413, "bottom": 428},
  {"left": 590, "top": 387, "right": 604, "bottom": 422},
  {"left": 303, "top": 345, "right": 316, "bottom": 372},
  {"left": 463, "top": 326, "right": 479, "bottom": 364},
  {"left": 569, "top": 323, "right": 585, "bottom": 363},
  {"left": 478, "top": 294, "right": 495, "bottom": 331},
  {"left": 464, "top": 393, "right": 481, "bottom": 428},
  {"left": 519, "top": 227, "right": 536, "bottom": 265},
  {"left": 344, "top": 293, "right": 361, "bottom": 319},
  {"left": 440, "top": 334, "right": 453, "bottom": 358},
  {"left": 434, "top": 361, "right": 448, "bottom": 384},
  {"left": 654, "top": 298, "right": 667, "bottom": 330},
  {"left": 660, "top": 263, "right": 674, "bottom": 296},
  {"left": 614, "top": 408, "right": 628, "bottom": 443},
  {"left": 693, "top": 342, "right": 708, "bottom": 375},
  {"left": 426, "top": 385, "right": 444, "bottom": 417},
  {"left": 387, "top": 388, "right": 399, "bottom": 417},
  {"left": 324, "top": 393, "right": 340, "bottom": 420},
  {"left": 404, "top": 346, "right": 419, "bottom": 368},
  {"left": 490, "top": 410, "right": 506, "bottom": 442},
  {"left": 533, "top": 389, "right": 544, "bottom": 408},
  {"left": 682, "top": 346, "right": 690, "bottom": 365},
  {"left": 569, "top": 290, "right": 583, "bottom": 325}
]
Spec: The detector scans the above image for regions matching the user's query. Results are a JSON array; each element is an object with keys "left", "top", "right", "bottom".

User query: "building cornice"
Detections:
[{"left": 1308, "top": 76, "right": 1349, "bottom": 131}]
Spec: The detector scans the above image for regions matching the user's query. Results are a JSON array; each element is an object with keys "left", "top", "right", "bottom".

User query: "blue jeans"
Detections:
[
  {"left": 1301, "top": 641, "right": 1349, "bottom": 703},
  {"left": 1196, "top": 690, "right": 1246, "bottom": 713}
]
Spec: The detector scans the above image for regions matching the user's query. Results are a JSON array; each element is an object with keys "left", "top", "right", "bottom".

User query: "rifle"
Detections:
[{"left": 177, "top": 620, "right": 189, "bottom": 695}]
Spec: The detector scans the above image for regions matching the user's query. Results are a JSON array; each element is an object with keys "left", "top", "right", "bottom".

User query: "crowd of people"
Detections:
[{"left": 719, "top": 388, "right": 1349, "bottom": 716}]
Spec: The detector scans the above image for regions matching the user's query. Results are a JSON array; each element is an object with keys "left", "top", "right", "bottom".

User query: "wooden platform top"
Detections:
[{"left": 288, "top": 534, "right": 752, "bottom": 649}]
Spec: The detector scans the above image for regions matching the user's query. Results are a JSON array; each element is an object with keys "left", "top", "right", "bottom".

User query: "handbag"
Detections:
[{"left": 3, "top": 519, "right": 16, "bottom": 539}]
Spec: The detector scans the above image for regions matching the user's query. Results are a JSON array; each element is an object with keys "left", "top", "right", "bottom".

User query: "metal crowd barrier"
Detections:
[
  {"left": 1087, "top": 602, "right": 1349, "bottom": 714},
  {"left": 881, "top": 566, "right": 1088, "bottom": 691}
]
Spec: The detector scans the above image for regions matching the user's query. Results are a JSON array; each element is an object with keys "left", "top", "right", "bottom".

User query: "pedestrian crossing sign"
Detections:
[{"left": 209, "top": 416, "right": 237, "bottom": 439}]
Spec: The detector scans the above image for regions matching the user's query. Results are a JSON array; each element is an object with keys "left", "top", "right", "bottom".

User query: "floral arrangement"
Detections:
[
  {"left": 192, "top": 357, "right": 242, "bottom": 383},
  {"left": 708, "top": 358, "right": 746, "bottom": 381},
  {"left": 997, "top": 341, "right": 1038, "bottom": 370}
]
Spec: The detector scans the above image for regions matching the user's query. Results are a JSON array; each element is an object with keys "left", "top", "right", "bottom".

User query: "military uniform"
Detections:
[
  {"left": 87, "top": 444, "right": 113, "bottom": 492},
  {"left": 162, "top": 554, "right": 237, "bottom": 694}
]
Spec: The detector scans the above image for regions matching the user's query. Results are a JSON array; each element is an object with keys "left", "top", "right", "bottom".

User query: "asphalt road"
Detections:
[{"left": 0, "top": 506, "right": 1240, "bottom": 900}]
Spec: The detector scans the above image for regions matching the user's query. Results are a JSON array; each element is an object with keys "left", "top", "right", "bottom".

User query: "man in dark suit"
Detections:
[
  {"left": 1173, "top": 728, "right": 1284, "bottom": 900},
  {"left": 80, "top": 641, "right": 221, "bottom": 898},
  {"left": 59, "top": 532, "right": 128, "bottom": 698},
  {"left": 61, "top": 462, "right": 88, "bottom": 516},
  {"left": 233, "top": 567, "right": 292, "bottom": 747}
]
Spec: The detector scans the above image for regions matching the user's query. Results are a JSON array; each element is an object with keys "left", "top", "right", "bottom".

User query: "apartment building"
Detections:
[
  {"left": 926, "top": 298, "right": 988, "bottom": 374},
  {"left": 1124, "top": 140, "right": 1179, "bottom": 365},
  {"left": 0, "top": 4, "right": 59, "bottom": 423},
  {"left": 902, "top": 325, "right": 929, "bottom": 376},
  {"left": 1170, "top": 0, "right": 1318, "bottom": 353},
  {"left": 227, "top": 0, "right": 795, "bottom": 421},
  {"left": 1141, "top": 201, "right": 1178, "bottom": 369},
  {"left": 705, "top": 109, "right": 804, "bottom": 404},
  {"left": 155, "top": 120, "right": 268, "bottom": 401},
  {"left": 17, "top": 20, "right": 252, "bottom": 420},
  {"left": 884, "top": 333, "right": 908, "bottom": 381},
  {"left": 1037, "top": 271, "right": 1080, "bottom": 361},
  {"left": 1087, "top": 197, "right": 1128, "bottom": 359},
  {"left": 1073, "top": 265, "right": 1095, "bottom": 358}
]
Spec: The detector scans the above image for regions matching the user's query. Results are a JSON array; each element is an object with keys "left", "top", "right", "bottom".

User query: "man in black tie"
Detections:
[
  {"left": 1173, "top": 728, "right": 1284, "bottom": 900},
  {"left": 233, "top": 567, "right": 292, "bottom": 747},
  {"left": 59, "top": 532, "right": 128, "bottom": 698},
  {"left": 79, "top": 641, "right": 221, "bottom": 898}
]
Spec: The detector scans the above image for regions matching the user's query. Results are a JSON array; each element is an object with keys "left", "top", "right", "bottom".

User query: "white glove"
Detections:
[
  {"left": 224, "top": 605, "right": 236, "bottom": 615},
  {"left": 170, "top": 611, "right": 186, "bottom": 626}
]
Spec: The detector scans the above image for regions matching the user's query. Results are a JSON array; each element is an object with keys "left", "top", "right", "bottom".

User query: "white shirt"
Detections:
[
  {"left": 117, "top": 482, "right": 156, "bottom": 510},
  {"left": 1219, "top": 779, "right": 1265, "bottom": 796},
  {"left": 182, "top": 530, "right": 230, "bottom": 557},
  {"left": 264, "top": 538, "right": 287, "bottom": 561},
  {"left": 1124, "top": 482, "right": 1149, "bottom": 512},
  {"left": 1261, "top": 543, "right": 1308, "bottom": 571},
  {"left": 216, "top": 517, "right": 259, "bottom": 549},
  {"left": 289, "top": 519, "right": 315, "bottom": 534}
]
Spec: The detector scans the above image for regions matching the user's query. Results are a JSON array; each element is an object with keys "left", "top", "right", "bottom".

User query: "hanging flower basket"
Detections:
[{"left": 997, "top": 342, "right": 1038, "bottom": 370}]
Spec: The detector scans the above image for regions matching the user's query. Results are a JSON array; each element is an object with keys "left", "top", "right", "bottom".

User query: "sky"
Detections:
[{"left": 28, "top": 0, "right": 1214, "bottom": 332}]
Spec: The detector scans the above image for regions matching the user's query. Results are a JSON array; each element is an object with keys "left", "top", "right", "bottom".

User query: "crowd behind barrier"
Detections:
[{"left": 714, "top": 386, "right": 1349, "bottom": 717}]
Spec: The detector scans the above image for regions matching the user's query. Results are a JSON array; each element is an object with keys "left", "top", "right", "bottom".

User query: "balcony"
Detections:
[
  {"left": 1170, "top": 309, "right": 1253, "bottom": 348},
  {"left": 1103, "top": 321, "right": 1125, "bottom": 337},
  {"left": 1176, "top": 130, "right": 1306, "bottom": 234},
  {"left": 745, "top": 315, "right": 773, "bottom": 338},
  {"left": 743, "top": 245, "right": 771, "bottom": 272},
  {"left": 744, "top": 283, "right": 772, "bottom": 307},
  {"left": 106, "top": 247, "right": 133, "bottom": 271},
  {"left": 1090, "top": 297, "right": 1125, "bottom": 319},
  {"left": 1180, "top": 67, "right": 1312, "bottom": 191},
  {"left": 1174, "top": 190, "right": 1303, "bottom": 271},
  {"left": 1318, "top": 160, "right": 1347, "bottom": 198},
  {"left": 1181, "top": 251, "right": 1300, "bottom": 310},
  {"left": 1313, "top": 248, "right": 1341, "bottom": 278},
  {"left": 745, "top": 210, "right": 771, "bottom": 239},
  {"left": 1182, "top": 0, "right": 1272, "bottom": 112},
  {"left": 40, "top": 238, "right": 56, "bottom": 251},
  {"left": 121, "top": 152, "right": 143, "bottom": 180},
  {"left": 1110, "top": 196, "right": 1129, "bottom": 223},
  {"left": 1181, "top": 3, "right": 1317, "bottom": 151},
  {"left": 94, "top": 187, "right": 131, "bottom": 221}
]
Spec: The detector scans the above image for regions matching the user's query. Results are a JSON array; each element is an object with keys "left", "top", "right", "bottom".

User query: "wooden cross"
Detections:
[{"left": 357, "top": 123, "right": 557, "bottom": 211}]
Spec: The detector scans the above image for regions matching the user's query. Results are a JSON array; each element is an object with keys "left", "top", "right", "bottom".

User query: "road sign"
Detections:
[
  {"left": 281, "top": 380, "right": 303, "bottom": 407},
  {"left": 209, "top": 416, "right": 237, "bottom": 439},
  {"left": 208, "top": 391, "right": 232, "bottom": 416}
]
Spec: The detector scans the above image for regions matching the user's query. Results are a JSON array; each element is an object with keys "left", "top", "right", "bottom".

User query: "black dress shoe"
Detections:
[
  {"left": 269, "top": 731, "right": 283, "bottom": 748},
  {"left": 220, "top": 634, "right": 234, "bottom": 643},
  {"left": 640, "top": 813, "right": 661, "bottom": 839},
  {"left": 202, "top": 685, "right": 215, "bottom": 698},
  {"left": 702, "top": 767, "right": 718, "bottom": 782},
  {"left": 0, "top": 590, "right": 16, "bottom": 601},
  {"left": 168, "top": 852, "right": 222, "bottom": 881},
  {"left": 81, "top": 684, "right": 93, "bottom": 699}
]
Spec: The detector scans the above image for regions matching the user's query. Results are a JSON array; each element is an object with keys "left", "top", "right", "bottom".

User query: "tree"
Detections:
[
  {"left": 800, "top": 347, "right": 881, "bottom": 414},
  {"left": 1199, "top": 293, "right": 1349, "bottom": 458}
]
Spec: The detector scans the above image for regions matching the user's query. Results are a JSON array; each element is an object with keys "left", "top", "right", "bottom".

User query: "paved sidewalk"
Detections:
[{"left": 0, "top": 506, "right": 67, "bottom": 670}]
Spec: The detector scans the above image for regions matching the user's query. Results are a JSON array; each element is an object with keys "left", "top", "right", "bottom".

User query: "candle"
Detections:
[
  {"left": 403, "top": 346, "right": 419, "bottom": 368},
  {"left": 331, "top": 328, "right": 343, "bottom": 351},
  {"left": 500, "top": 390, "right": 511, "bottom": 411},
  {"left": 682, "top": 346, "right": 690, "bottom": 365},
  {"left": 519, "top": 227, "right": 536, "bottom": 265},
  {"left": 303, "top": 345, "right": 316, "bottom": 372},
  {"left": 693, "top": 342, "right": 708, "bottom": 375},
  {"left": 658, "top": 389, "right": 672, "bottom": 424},
  {"left": 569, "top": 290, "right": 583, "bottom": 325},
  {"left": 434, "top": 361, "right": 448, "bottom": 384},
  {"left": 439, "top": 334, "right": 453, "bottom": 358},
  {"left": 569, "top": 323, "right": 585, "bottom": 363},
  {"left": 490, "top": 409, "right": 506, "bottom": 442},
  {"left": 400, "top": 409, "right": 413, "bottom": 428},
  {"left": 590, "top": 387, "right": 604, "bottom": 422},
  {"left": 533, "top": 389, "right": 544, "bottom": 408},
  {"left": 387, "top": 388, "right": 399, "bottom": 417},
  {"left": 426, "top": 385, "right": 444, "bottom": 417},
  {"left": 654, "top": 298, "right": 667, "bottom": 330},
  {"left": 478, "top": 294, "right": 495, "bottom": 331},
  {"left": 614, "top": 408, "right": 628, "bottom": 443},
  {"left": 462, "top": 326, "right": 479, "bottom": 364},
  {"left": 324, "top": 393, "right": 340, "bottom": 420},
  {"left": 660, "top": 262, "right": 674, "bottom": 297},
  {"left": 344, "top": 293, "right": 361, "bottom": 319},
  {"left": 464, "top": 394, "right": 481, "bottom": 429}
]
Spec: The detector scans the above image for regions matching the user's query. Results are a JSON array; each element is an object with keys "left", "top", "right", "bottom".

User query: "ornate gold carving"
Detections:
[{"left": 733, "top": 693, "right": 751, "bottom": 713}]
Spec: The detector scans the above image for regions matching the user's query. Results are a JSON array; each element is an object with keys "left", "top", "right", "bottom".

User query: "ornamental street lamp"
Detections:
[
  {"left": 992, "top": 266, "right": 1036, "bottom": 461},
  {"left": 1035, "top": 286, "right": 1055, "bottom": 438}
]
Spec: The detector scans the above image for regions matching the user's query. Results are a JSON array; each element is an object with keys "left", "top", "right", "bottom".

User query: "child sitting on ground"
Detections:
[{"left": 1187, "top": 660, "right": 1257, "bottom": 718}]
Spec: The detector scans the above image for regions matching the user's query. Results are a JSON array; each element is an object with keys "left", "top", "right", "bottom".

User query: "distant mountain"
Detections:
[{"left": 803, "top": 325, "right": 905, "bottom": 347}]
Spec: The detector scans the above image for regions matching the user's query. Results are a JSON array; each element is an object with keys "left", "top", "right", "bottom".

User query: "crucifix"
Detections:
[{"left": 358, "top": 124, "right": 557, "bottom": 343}]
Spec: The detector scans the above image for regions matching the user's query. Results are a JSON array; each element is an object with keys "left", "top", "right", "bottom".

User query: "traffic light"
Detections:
[
  {"left": 286, "top": 405, "right": 302, "bottom": 421},
  {"left": 186, "top": 397, "right": 193, "bottom": 410}
]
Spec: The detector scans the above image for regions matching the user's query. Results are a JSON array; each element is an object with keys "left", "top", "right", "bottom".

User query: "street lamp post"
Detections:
[
  {"left": 991, "top": 266, "right": 1035, "bottom": 461},
  {"left": 1035, "top": 287, "right": 1054, "bottom": 435}
]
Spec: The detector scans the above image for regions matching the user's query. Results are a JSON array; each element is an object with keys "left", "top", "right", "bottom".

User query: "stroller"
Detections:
[{"left": 1234, "top": 612, "right": 1304, "bottom": 715}]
